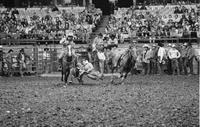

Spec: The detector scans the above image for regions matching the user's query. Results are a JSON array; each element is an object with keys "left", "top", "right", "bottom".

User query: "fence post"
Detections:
[
  {"left": 52, "top": 42, "right": 58, "bottom": 72},
  {"left": 33, "top": 43, "right": 39, "bottom": 76}
]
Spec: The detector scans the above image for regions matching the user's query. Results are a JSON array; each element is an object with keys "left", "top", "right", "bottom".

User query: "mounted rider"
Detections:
[{"left": 58, "top": 32, "right": 76, "bottom": 63}]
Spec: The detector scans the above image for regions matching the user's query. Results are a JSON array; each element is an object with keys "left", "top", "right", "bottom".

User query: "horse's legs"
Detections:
[
  {"left": 110, "top": 68, "right": 115, "bottom": 84},
  {"left": 65, "top": 68, "right": 70, "bottom": 84},
  {"left": 68, "top": 68, "right": 73, "bottom": 84},
  {"left": 61, "top": 68, "right": 64, "bottom": 82},
  {"left": 120, "top": 72, "right": 128, "bottom": 85}
]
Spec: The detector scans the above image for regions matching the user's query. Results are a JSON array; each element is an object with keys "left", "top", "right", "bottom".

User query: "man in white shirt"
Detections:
[
  {"left": 157, "top": 42, "right": 167, "bottom": 75},
  {"left": 168, "top": 44, "right": 181, "bottom": 75}
]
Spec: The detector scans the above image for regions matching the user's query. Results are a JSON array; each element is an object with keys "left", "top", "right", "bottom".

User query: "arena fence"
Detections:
[
  {"left": 0, "top": 37, "right": 199, "bottom": 45},
  {"left": 1, "top": 44, "right": 88, "bottom": 76},
  {"left": 0, "top": 37, "right": 199, "bottom": 76}
]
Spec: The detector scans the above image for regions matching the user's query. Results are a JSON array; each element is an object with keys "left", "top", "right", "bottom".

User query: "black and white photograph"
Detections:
[{"left": 0, "top": 0, "right": 199, "bottom": 126}]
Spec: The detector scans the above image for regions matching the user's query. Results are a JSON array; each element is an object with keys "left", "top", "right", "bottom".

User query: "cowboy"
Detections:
[
  {"left": 43, "top": 48, "right": 51, "bottom": 73},
  {"left": 157, "top": 42, "right": 167, "bottom": 75},
  {"left": 142, "top": 44, "right": 152, "bottom": 75},
  {"left": 78, "top": 59, "right": 103, "bottom": 81},
  {"left": 182, "top": 43, "right": 195, "bottom": 75},
  {"left": 149, "top": 44, "right": 158, "bottom": 74},
  {"left": 0, "top": 45, "right": 3, "bottom": 76},
  {"left": 17, "top": 48, "right": 31, "bottom": 77},
  {"left": 168, "top": 44, "right": 181, "bottom": 75},
  {"left": 181, "top": 43, "right": 189, "bottom": 75},
  {"left": 58, "top": 33, "right": 76, "bottom": 63},
  {"left": 97, "top": 46, "right": 106, "bottom": 74},
  {"left": 166, "top": 43, "right": 173, "bottom": 75},
  {"left": 104, "top": 46, "right": 113, "bottom": 73},
  {"left": 107, "top": 34, "right": 118, "bottom": 50},
  {"left": 5, "top": 49, "right": 14, "bottom": 77}
]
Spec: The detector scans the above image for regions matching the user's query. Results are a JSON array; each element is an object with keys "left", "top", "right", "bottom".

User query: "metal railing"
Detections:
[{"left": 0, "top": 37, "right": 199, "bottom": 76}]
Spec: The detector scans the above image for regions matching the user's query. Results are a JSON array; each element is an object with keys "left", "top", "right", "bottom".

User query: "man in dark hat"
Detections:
[
  {"left": 5, "top": 49, "right": 14, "bottom": 77},
  {"left": 184, "top": 43, "right": 195, "bottom": 75}
]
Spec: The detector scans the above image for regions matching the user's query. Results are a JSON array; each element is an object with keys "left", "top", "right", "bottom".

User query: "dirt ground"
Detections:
[{"left": 0, "top": 75, "right": 199, "bottom": 127}]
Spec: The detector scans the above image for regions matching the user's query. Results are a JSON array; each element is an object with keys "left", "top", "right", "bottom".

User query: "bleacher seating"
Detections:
[
  {"left": 107, "top": 4, "right": 199, "bottom": 43},
  {"left": 0, "top": 6, "right": 102, "bottom": 43}
]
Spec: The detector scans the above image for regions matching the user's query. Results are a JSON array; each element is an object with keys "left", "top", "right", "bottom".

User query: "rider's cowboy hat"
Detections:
[
  {"left": 143, "top": 44, "right": 150, "bottom": 48},
  {"left": 172, "top": 44, "right": 176, "bottom": 48},
  {"left": 167, "top": 43, "right": 172, "bottom": 47},
  {"left": 183, "top": 43, "right": 187, "bottom": 46},
  {"left": 66, "top": 32, "right": 74, "bottom": 37},
  {"left": 152, "top": 44, "right": 157, "bottom": 47}
]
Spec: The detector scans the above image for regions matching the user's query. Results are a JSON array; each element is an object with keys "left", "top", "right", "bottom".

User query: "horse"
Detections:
[
  {"left": 60, "top": 46, "right": 78, "bottom": 85},
  {"left": 110, "top": 47, "right": 137, "bottom": 85}
]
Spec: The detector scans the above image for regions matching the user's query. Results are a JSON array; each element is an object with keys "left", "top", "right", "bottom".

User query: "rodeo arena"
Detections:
[{"left": 0, "top": 0, "right": 199, "bottom": 126}]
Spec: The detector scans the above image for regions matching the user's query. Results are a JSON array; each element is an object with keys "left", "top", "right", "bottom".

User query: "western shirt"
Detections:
[{"left": 168, "top": 49, "right": 181, "bottom": 59}]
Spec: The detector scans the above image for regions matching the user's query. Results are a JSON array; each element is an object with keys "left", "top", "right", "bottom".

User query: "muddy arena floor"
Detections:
[{"left": 0, "top": 75, "right": 199, "bottom": 127}]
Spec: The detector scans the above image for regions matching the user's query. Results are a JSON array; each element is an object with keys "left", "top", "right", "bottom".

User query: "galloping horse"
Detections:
[
  {"left": 110, "top": 47, "right": 137, "bottom": 84},
  {"left": 60, "top": 45, "right": 77, "bottom": 85}
]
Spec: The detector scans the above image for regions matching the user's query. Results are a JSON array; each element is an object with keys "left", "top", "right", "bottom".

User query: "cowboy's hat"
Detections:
[
  {"left": 143, "top": 44, "right": 150, "bottom": 48},
  {"left": 183, "top": 43, "right": 188, "bottom": 46},
  {"left": 172, "top": 44, "right": 176, "bottom": 48},
  {"left": 152, "top": 44, "right": 157, "bottom": 47},
  {"left": 167, "top": 43, "right": 172, "bottom": 47}
]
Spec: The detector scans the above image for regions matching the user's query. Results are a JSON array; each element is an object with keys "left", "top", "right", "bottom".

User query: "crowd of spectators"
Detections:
[
  {"left": 0, "top": 5, "right": 102, "bottom": 43},
  {"left": 105, "top": 4, "right": 200, "bottom": 44}
]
